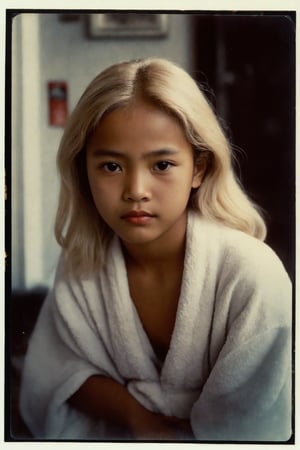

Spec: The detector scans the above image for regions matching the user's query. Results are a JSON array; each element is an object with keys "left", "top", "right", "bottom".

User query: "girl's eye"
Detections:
[
  {"left": 102, "top": 162, "right": 121, "bottom": 173},
  {"left": 153, "top": 161, "right": 174, "bottom": 172}
]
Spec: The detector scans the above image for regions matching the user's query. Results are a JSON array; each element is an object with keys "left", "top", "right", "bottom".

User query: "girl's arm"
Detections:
[{"left": 68, "top": 375, "right": 194, "bottom": 440}]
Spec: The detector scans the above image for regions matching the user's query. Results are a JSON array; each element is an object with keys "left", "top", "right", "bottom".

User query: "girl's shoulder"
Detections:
[
  {"left": 189, "top": 211, "right": 291, "bottom": 287},
  {"left": 189, "top": 212, "right": 292, "bottom": 327}
]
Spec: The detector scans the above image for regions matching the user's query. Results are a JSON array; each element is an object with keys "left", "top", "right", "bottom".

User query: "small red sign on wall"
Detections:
[{"left": 48, "top": 81, "right": 68, "bottom": 127}]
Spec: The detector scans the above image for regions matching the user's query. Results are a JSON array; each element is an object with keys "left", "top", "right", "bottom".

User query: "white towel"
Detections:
[{"left": 20, "top": 211, "right": 292, "bottom": 441}]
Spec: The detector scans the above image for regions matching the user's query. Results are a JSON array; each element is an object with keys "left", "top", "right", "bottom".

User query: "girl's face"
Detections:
[{"left": 86, "top": 100, "right": 203, "bottom": 249}]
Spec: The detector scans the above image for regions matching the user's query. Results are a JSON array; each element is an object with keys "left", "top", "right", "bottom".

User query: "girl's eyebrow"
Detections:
[
  {"left": 90, "top": 149, "right": 125, "bottom": 158},
  {"left": 89, "top": 148, "right": 179, "bottom": 158}
]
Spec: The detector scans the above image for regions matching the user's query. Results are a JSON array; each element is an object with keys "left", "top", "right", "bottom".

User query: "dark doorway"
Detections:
[{"left": 192, "top": 13, "right": 295, "bottom": 278}]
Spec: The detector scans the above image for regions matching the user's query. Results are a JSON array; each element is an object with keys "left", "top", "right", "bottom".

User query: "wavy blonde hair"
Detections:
[{"left": 55, "top": 57, "right": 266, "bottom": 275}]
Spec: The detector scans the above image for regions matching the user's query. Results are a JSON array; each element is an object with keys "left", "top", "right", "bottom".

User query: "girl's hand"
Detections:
[{"left": 128, "top": 408, "right": 194, "bottom": 440}]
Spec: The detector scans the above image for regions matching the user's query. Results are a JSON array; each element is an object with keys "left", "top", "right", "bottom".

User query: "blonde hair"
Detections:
[{"left": 55, "top": 57, "right": 266, "bottom": 275}]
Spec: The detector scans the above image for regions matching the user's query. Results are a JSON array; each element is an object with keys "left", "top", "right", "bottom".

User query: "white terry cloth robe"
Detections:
[{"left": 19, "top": 211, "right": 292, "bottom": 441}]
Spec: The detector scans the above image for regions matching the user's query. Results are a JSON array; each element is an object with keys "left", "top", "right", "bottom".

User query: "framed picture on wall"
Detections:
[{"left": 87, "top": 13, "right": 169, "bottom": 38}]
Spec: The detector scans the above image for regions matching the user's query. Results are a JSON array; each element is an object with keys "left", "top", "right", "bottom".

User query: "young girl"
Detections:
[{"left": 20, "top": 58, "right": 292, "bottom": 442}]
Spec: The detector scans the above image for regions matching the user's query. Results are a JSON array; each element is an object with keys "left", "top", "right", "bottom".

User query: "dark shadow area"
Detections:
[
  {"left": 192, "top": 13, "right": 295, "bottom": 280},
  {"left": 9, "top": 288, "right": 47, "bottom": 439}
]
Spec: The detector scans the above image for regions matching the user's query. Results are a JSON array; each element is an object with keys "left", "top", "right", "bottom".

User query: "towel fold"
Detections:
[{"left": 20, "top": 211, "right": 292, "bottom": 441}]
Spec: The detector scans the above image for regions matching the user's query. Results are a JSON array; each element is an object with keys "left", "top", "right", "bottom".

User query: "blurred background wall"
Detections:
[{"left": 11, "top": 11, "right": 295, "bottom": 292}]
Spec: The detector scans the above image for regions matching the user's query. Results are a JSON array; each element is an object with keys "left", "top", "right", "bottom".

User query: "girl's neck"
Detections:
[{"left": 121, "top": 214, "right": 188, "bottom": 273}]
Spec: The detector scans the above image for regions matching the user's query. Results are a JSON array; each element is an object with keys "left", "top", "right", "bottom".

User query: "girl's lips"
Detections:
[
  {"left": 121, "top": 211, "right": 155, "bottom": 225},
  {"left": 122, "top": 210, "right": 153, "bottom": 218}
]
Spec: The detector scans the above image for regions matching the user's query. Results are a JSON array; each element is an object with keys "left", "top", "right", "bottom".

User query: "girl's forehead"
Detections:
[
  {"left": 94, "top": 102, "right": 182, "bottom": 137},
  {"left": 87, "top": 99, "right": 192, "bottom": 155}
]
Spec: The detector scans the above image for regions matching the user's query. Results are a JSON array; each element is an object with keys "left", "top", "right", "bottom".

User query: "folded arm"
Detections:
[{"left": 68, "top": 375, "right": 194, "bottom": 440}]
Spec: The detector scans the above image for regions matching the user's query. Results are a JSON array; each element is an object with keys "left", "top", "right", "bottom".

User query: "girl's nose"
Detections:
[{"left": 123, "top": 171, "right": 151, "bottom": 202}]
